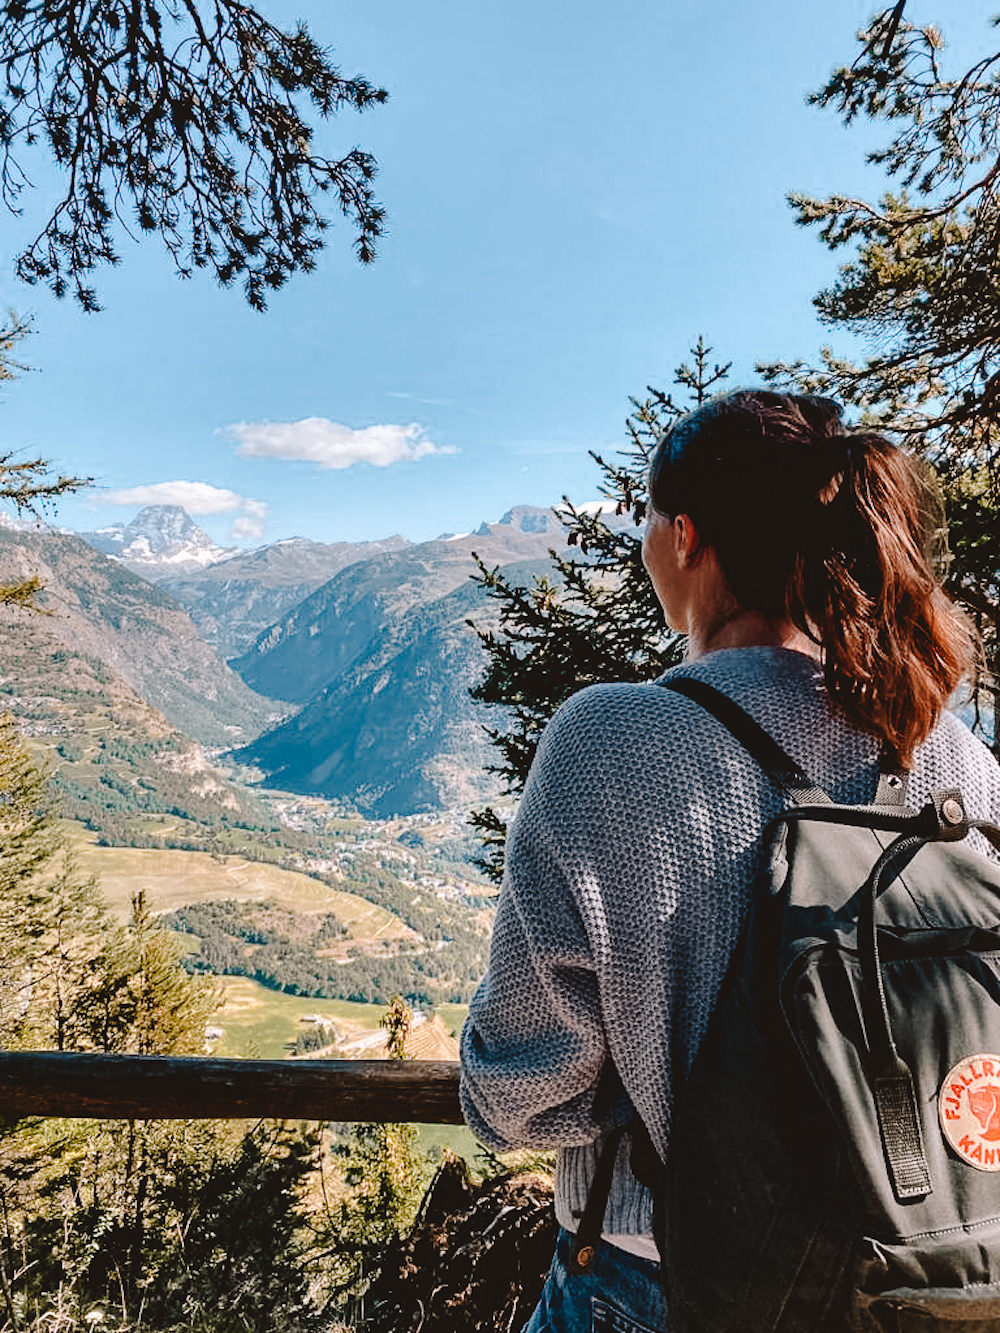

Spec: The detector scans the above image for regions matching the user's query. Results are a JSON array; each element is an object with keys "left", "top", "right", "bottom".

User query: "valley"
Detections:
[{"left": 0, "top": 502, "right": 556, "bottom": 1060}]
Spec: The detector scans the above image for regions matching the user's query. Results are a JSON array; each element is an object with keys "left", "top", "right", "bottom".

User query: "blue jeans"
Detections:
[{"left": 521, "top": 1229, "right": 667, "bottom": 1333}]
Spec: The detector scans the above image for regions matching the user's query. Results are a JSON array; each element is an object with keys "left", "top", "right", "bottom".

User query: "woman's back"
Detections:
[{"left": 460, "top": 645, "right": 1000, "bottom": 1244}]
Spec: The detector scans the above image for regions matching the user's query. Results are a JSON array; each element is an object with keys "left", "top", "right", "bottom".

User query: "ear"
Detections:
[{"left": 674, "top": 514, "right": 704, "bottom": 567}]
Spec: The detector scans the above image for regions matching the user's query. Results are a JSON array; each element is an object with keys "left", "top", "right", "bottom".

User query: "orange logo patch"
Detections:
[{"left": 939, "top": 1054, "right": 1000, "bottom": 1170}]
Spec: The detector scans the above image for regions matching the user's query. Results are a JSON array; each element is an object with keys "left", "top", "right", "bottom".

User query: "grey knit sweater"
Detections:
[{"left": 459, "top": 647, "right": 1000, "bottom": 1242}]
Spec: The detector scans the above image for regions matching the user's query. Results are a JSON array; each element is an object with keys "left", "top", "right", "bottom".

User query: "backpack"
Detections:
[{"left": 655, "top": 677, "right": 1000, "bottom": 1333}]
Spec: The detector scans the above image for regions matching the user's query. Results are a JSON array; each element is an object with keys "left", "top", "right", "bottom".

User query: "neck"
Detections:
[
  {"left": 671, "top": 542, "right": 822, "bottom": 664},
  {"left": 685, "top": 608, "right": 820, "bottom": 663}
]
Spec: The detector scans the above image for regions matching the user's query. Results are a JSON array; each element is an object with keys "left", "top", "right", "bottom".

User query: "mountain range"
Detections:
[
  {"left": 80, "top": 507, "right": 415, "bottom": 658},
  {"left": 14, "top": 501, "right": 575, "bottom": 814}
]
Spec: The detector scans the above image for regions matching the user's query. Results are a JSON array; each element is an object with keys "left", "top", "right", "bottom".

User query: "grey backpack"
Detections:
[{"left": 659, "top": 678, "right": 1000, "bottom": 1333}]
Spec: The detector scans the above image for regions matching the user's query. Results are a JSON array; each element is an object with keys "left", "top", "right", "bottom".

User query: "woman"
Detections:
[{"left": 459, "top": 390, "right": 1000, "bottom": 1333}]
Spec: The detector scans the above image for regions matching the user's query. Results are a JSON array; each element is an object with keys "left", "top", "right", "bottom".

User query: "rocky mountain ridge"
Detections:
[
  {"left": 158, "top": 533, "right": 414, "bottom": 659},
  {"left": 51, "top": 501, "right": 574, "bottom": 814},
  {"left": 80, "top": 505, "right": 234, "bottom": 572},
  {"left": 0, "top": 528, "right": 277, "bottom": 746}
]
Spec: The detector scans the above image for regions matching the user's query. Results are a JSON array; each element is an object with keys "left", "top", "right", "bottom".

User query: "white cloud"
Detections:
[
  {"left": 99, "top": 480, "right": 269, "bottom": 540},
  {"left": 103, "top": 481, "right": 250, "bottom": 514},
  {"left": 224, "top": 418, "right": 456, "bottom": 469},
  {"left": 230, "top": 514, "right": 266, "bottom": 540},
  {"left": 385, "top": 392, "right": 454, "bottom": 407}
]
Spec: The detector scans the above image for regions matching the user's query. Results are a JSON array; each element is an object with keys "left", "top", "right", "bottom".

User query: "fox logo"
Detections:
[
  {"left": 968, "top": 1085, "right": 1000, "bottom": 1141},
  {"left": 939, "top": 1055, "right": 1000, "bottom": 1170}
]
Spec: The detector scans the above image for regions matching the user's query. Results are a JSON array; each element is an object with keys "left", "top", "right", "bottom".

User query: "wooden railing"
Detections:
[{"left": 0, "top": 1052, "right": 463, "bottom": 1122}]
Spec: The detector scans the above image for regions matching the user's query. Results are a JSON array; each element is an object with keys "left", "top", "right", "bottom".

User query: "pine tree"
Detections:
[
  {"left": 0, "top": 713, "right": 111, "bottom": 1049},
  {"left": 0, "top": 2, "right": 388, "bottom": 310},
  {"left": 757, "top": 11, "right": 1000, "bottom": 747},
  {"left": 0, "top": 316, "right": 89, "bottom": 611},
  {"left": 153, "top": 1123, "right": 324, "bottom": 1333},
  {"left": 74, "top": 889, "right": 219, "bottom": 1056},
  {"left": 469, "top": 338, "right": 731, "bottom": 876},
  {"left": 764, "top": 12, "right": 1000, "bottom": 460}
]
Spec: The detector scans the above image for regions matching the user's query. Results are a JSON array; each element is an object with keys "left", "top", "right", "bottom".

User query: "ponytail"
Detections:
[
  {"left": 786, "top": 433, "right": 976, "bottom": 765},
  {"left": 649, "top": 391, "right": 978, "bottom": 764}
]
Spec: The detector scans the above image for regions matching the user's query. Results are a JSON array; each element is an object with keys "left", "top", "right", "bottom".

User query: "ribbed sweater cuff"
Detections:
[{"left": 555, "top": 1138, "right": 655, "bottom": 1239}]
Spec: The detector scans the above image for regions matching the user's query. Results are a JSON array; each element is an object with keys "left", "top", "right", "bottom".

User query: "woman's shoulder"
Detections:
[
  {"left": 549, "top": 678, "right": 679, "bottom": 723},
  {"left": 542, "top": 675, "right": 715, "bottom": 751},
  {"left": 541, "top": 649, "right": 830, "bottom": 759},
  {"left": 914, "top": 708, "right": 1000, "bottom": 815},
  {"left": 550, "top": 648, "right": 824, "bottom": 721},
  {"left": 527, "top": 679, "right": 701, "bottom": 786}
]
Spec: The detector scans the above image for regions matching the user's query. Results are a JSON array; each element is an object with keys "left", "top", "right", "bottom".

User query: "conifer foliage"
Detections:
[
  {"left": 323, "top": 997, "right": 428, "bottom": 1324},
  {"left": 469, "top": 339, "right": 731, "bottom": 877},
  {"left": 0, "top": 316, "right": 89, "bottom": 609},
  {"left": 0, "top": 1, "right": 388, "bottom": 310},
  {"left": 759, "top": 9, "right": 1000, "bottom": 747},
  {"left": 767, "top": 11, "right": 1000, "bottom": 459}
]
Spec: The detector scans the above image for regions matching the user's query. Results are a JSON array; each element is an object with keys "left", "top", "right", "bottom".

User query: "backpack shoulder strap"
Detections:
[
  {"left": 665, "top": 676, "right": 912, "bottom": 810},
  {"left": 664, "top": 676, "right": 834, "bottom": 805}
]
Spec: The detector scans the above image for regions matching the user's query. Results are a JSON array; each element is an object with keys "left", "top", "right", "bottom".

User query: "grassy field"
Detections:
[
  {"left": 210, "top": 976, "right": 390, "bottom": 1059},
  {"left": 210, "top": 980, "right": 467, "bottom": 1059},
  {"left": 56, "top": 821, "right": 483, "bottom": 1161},
  {"left": 436, "top": 1003, "right": 469, "bottom": 1040},
  {"left": 210, "top": 979, "right": 478, "bottom": 1160},
  {"left": 62, "top": 823, "right": 407, "bottom": 939}
]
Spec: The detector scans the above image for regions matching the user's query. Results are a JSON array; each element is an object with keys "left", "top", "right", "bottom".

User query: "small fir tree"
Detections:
[
  {"left": 469, "top": 338, "right": 731, "bottom": 877},
  {"left": 322, "top": 997, "right": 428, "bottom": 1326}
]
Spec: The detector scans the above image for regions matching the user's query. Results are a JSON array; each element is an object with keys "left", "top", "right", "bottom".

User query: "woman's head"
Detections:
[{"left": 647, "top": 389, "right": 976, "bottom": 763}]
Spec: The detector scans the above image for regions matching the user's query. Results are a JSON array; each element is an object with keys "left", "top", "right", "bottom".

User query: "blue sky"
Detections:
[{"left": 1, "top": 2, "right": 996, "bottom": 546}]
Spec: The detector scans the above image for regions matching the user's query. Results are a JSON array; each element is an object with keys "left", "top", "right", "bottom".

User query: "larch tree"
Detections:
[
  {"left": 758, "top": 7, "right": 1000, "bottom": 749},
  {"left": 469, "top": 339, "right": 730, "bottom": 877},
  {"left": 322, "top": 997, "right": 428, "bottom": 1326},
  {"left": 0, "top": 0, "right": 388, "bottom": 310}
]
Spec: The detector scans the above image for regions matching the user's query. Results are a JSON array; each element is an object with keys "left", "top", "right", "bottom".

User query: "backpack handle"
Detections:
[{"left": 856, "top": 828, "right": 936, "bottom": 1200}]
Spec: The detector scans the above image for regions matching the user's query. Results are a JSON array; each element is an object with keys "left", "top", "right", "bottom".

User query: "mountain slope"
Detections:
[
  {"left": 0, "top": 528, "right": 278, "bottom": 746},
  {"left": 231, "top": 508, "right": 564, "bottom": 705},
  {"left": 0, "top": 612, "right": 273, "bottom": 841},
  {"left": 159, "top": 533, "right": 412, "bottom": 659},
  {"left": 238, "top": 561, "right": 550, "bottom": 815}
]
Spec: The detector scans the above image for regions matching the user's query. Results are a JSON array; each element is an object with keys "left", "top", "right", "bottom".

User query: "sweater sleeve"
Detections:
[{"left": 459, "top": 703, "right": 611, "bottom": 1151}]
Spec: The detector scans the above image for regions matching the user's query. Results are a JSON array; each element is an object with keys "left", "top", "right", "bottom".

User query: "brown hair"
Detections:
[{"left": 648, "top": 389, "right": 977, "bottom": 764}]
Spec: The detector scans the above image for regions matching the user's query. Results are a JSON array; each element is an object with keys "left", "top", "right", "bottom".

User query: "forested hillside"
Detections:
[
  {"left": 237, "top": 570, "right": 545, "bottom": 814},
  {"left": 0, "top": 512, "right": 501, "bottom": 1011}
]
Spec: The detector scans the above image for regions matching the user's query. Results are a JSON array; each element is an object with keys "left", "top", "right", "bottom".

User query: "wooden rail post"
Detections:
[{"left": 0, "top": 1053, "right": 463, "bottom": 1123}]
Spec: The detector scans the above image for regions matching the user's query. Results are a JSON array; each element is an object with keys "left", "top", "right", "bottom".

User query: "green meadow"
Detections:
[
  {"left": 58, "top": 824, "right": 481, "bottom": 1160},
  {"left": 210, "top": 976, "right": 389, "bottom": 1059},
  {"left": 436, "top": 1003, "right": 469, "bottom": 1040},
  {"left": 63, "top": 823, "right": 407, "bottom": 939},
  {"left": 210, "top": 978, "right": 468, "bottom": 1061}
]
